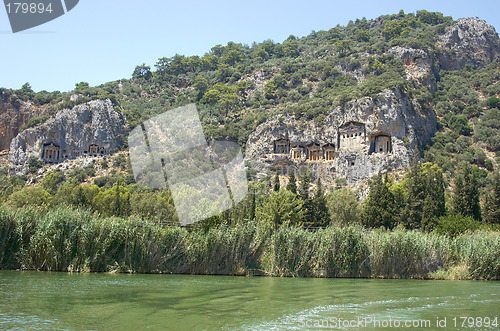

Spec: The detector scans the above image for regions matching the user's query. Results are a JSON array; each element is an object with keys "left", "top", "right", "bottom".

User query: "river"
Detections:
[{"left": 0, "top": 271, "right": 498, "bottom": 330}]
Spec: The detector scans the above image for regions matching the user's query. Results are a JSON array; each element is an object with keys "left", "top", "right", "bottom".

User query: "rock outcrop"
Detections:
[
  {"left": 386, "top": 18, "right": 500, "bottom": 91},
  {"left": 243, "top": 18, "right": 499, "bottom": 189},
  {"left": 388, "top": 46, "right": 434, "bottom": 88},
  {"left": 0, "top": 98, "right": 49, "bottom": 151},
  {"left": 245, "top": 89, "right": 435, "bottom": 187},
  {"left": 9, "top": 99, "right": 128, "bottom": 174},
  {"left": 438, "top": 18, "right": 500, "bottom": 70}
]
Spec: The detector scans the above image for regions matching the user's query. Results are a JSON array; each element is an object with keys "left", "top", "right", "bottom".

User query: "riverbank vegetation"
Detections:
[
  {"left": 0, "top": 154, "right": 499, "bottom": 280},
  {"left": 0, "top": 205, "right": 498, "bottom": 280},
  {"left": 0, "top": 10, "right": 499, "bottom": 280}
]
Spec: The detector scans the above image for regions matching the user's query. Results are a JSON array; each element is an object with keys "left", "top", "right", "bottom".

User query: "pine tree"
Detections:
[
  {"left": 286, "top": 169, "right": 297, "bottom": 194},
  {"left": 273, "top": 169, "right": 280, "bottom": 192},
  {"left": 257, "top": 190, "right": 304, "bottom": 228},
  {"left": 452, "top": 163, "right": 481, "bottom": 221}
]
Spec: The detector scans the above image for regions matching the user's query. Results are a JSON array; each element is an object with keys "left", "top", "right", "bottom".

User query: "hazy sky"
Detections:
[{"left": 1, "top": 0, "right": 498, "bottom": 92}]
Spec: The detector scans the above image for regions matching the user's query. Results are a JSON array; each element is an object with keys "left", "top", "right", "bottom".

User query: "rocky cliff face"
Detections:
[
  {"left": 386, "top": 18, "right": 499, "bottom": 90},
  {"left": 438, "top": 18, "right": 500, "bottom": 70},
  {"left": 388, "top": 46, "right": 434, "bottom": 88},
  {"left": 9, "top": 99, "right": 128, "bottom": 174},
  {"left": 244, "top": 18, "right": 499, "bottom": 189},
  {"left": 0, "top": 98, "right": 49, "bottom": 151},
  {"left": 245, "top": 89, "right": 435, "bottom": 186}
]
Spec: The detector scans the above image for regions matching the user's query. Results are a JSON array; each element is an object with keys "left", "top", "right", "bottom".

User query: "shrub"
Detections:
[
  {"left": 27, "top": 157, "right": 43, "bottom": 174},
  {"left": 6, "top": 186, "right": 52, "bottom": 208},
  {"left": 40, "top": 170, "right": 65, "bottom": 194},
  {"left": 326, "top": 189, "right": 360, "bottom": 225},
  {"left": 20, "top": 115, "right": 50, "bottom": 131},
  {"left": 433, "top": 215, "right": 481, "bottom": 238}
]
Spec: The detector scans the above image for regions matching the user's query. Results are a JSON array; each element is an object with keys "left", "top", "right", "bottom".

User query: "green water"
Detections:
[{"left": 0, "top": 271, "right": 498, "bottom": 330}]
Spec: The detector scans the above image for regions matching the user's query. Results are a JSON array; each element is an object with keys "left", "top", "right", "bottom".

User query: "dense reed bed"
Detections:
[{"left": 0, "top": 206, "right": 498, "bottom": 280}]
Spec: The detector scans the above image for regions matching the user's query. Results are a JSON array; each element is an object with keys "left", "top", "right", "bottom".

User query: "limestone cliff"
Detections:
[
  {"left": 244, "top": 18, "right": 499, "bottom": 188},
  {"left": 437, "top": 18, "right": 500, "bottom": 70},
  {"left": 9, "top": 99, "right": 128, "bottom": 174},
  {"left": 245, "top": 89, "right": 435, "bottom": 186},
  {"left": 385, "top": 18, "right": 499, "bottom": 92},
  {"left": 0, "top": 98, "right": 49, "bottom": 151}
]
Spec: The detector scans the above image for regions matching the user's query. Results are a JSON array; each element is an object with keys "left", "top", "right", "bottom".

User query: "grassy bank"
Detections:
[{"left": 0, "top": 206, "right": 498, "bottom": 280}]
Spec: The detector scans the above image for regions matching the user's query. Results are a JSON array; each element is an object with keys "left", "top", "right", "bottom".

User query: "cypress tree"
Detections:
[
  {"left": 273, "top": 169, "right": 280, "bottom": 192},
  {"left": 452, "top": 163, "right": 481, "bottom": 221},
  {"left": 402, "top": 163, "right": 424, "bottom": 229},
  {"left": 298, "top": 170, "right": 310, "bottom": 199},
  {"left": 362, "top": 173, "right": 395, "bottom": 228},
  {"left": 114, "top": 179, "right": 121, "bottom": 216},
  {"left": 402, "top": 162, "right": 446, "bottom": 230},
  {"left": 297, "top": 170, "right": 312, "bottom": 226},
  {"left": 421, "top": 163, "right": 446, "bottom": 230},
  {"left": 312, "top": 178, "right": 329, "bottom": 227},
  {"left": 286, "top": 169, "right": 297, "bottom": 194},
  {"left": 249, "top": 185, "right": 256, "bottom": 220},
  {"left": 483, "top": 172, "right": 500, "bottom": 224}
]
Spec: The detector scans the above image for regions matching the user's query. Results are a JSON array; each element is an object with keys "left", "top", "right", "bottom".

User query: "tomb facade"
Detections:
[
  {"left": 338, "top": 122, "right": 366, "bottom": 152},
  {"left": 370, "top": 134, "right": 392, "bottom": 154}
]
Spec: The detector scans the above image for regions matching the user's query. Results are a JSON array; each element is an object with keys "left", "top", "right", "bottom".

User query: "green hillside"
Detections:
[{"left": 0, "top": 10, "right": 498, "bottom": 233}]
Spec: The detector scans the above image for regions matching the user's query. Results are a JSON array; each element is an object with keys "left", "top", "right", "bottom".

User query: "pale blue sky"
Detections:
[{"left": 1, "top": 0, "right": 498, "bottom": 92}]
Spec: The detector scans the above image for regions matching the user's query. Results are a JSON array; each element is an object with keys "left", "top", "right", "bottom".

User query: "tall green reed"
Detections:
[{"left": 0, "top": 205, "right": 498, "bottom": 280}]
